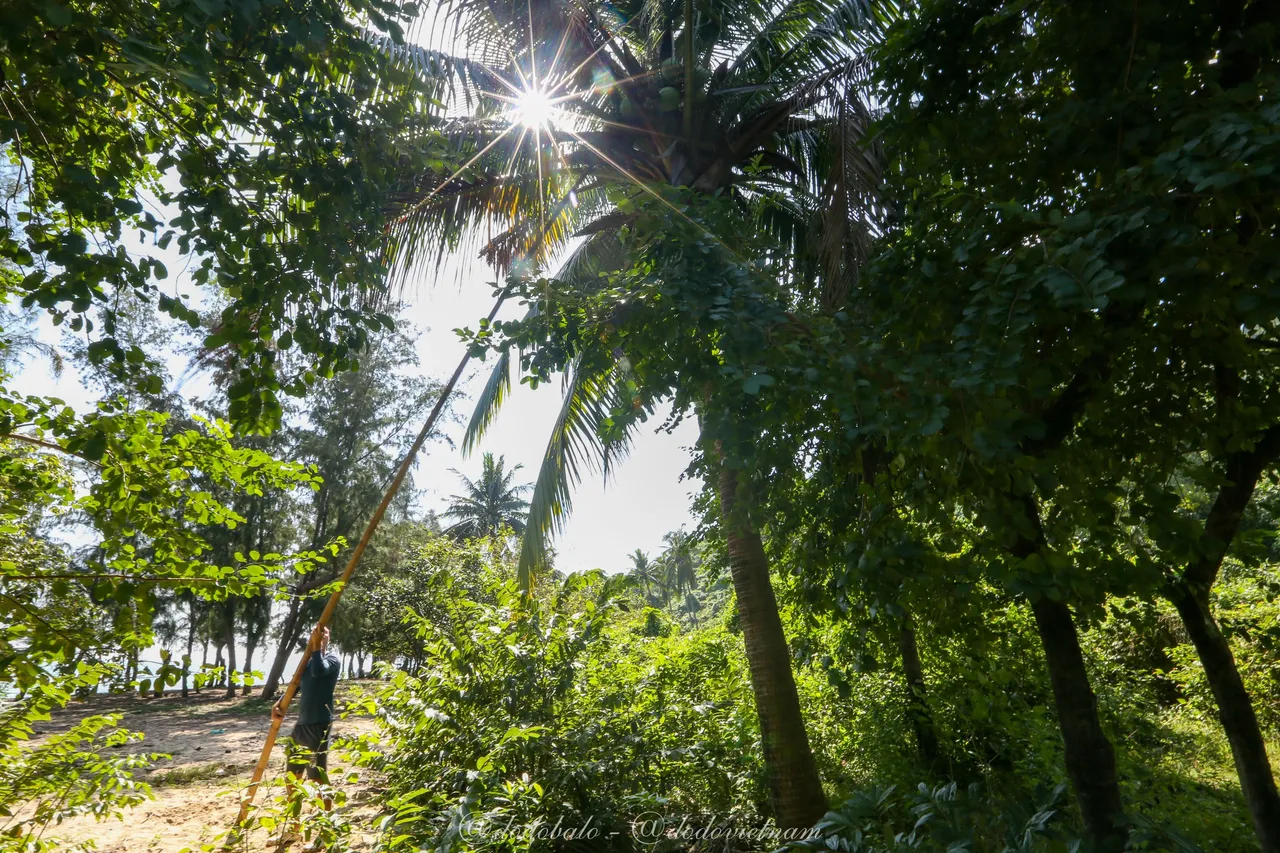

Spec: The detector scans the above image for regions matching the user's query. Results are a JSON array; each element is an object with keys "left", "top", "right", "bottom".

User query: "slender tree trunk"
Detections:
[
  {"left": 197, "top": 636, "right": 209, "bottom": 692},
  {"left": 1031, "top": 597, "right": 1126, "bottom": 852},
  {"left": 261, "top": 596, "right": 303, "bottom": 699},
  {"left": 242, "top": 636, "right": 257, "bottom": 697},
  {"left": 183, "top": 601, "right": 196, "bottom": 698},
  {"left": 181, "top": 651, "right": 190, "bottom": 698},
  {"left": 1170, "top": 585, "right": 1280, "bottom": 852},
  {"left": 125, "top": 610, "right": 139, "bottom": 686},
  {"left": 126, "top": 605, "right": 139, "bottom": 687},
  {"left": 223, "top": 599, "right": 238, "bottom": 699},
  {"left": 1012, "top": 495, "right": 1126, "bottom": 850},
  {"left": 717, "top": 464, "right": 827, "bottom": 830},
  {"left": 898, "top": 614, "right": 941, "bottom": 772},
  {"left": 153, "top": 652, "right": 167, "bottom": 698},
  {"left": 1159, "top": 423, "right": 1280, "bottom": 853}
]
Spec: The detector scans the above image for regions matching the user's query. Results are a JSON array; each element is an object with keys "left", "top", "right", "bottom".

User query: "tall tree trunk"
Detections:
[
  {"left": 223, "top": 598, "right": 237, "bottom": 699},
  {"left": 183, "top": 617, "right": 194, "bottom": 696},
  {"left": 1169, "top": 585, "right": 1280, "bottom": 851},
  {"left": 242, "top": 636, "right": 257, "bottom": 697},
  {"left": 1014, "top": 497, "right": 1126, "bottom": 851},
  {"left": 1162, "top": 423, "right": 1280, "bottom": 852},
  {"left": 717, "top": 464, "right": 827, "bottom": 830},
  {"left": 183, "top": 600, "right": 196, "bottom": 698},
  {"left": 898, "top": 614, "right": 941, "bottom": 772},
  {"left": 1031, "top": 597, "right": 1126, "bottom": 852},
  {"left": 261, "top": 596, "right": 303, "bottom": 699}
]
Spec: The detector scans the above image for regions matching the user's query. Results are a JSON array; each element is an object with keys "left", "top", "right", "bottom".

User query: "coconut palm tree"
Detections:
[
  {"left": 627, "top": 548, "right": 664, "bottom": 603},
  {"left": 658, "top": 528, "right": 699, "bottom": 598},
  {"left": 442, "top": 452, "right": 532, "bottom": 539},
  {"left": 375, "top": 0, "right": 888, "bottom": 828}
]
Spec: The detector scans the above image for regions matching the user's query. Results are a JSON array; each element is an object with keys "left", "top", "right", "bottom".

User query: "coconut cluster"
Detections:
[{"left": 613, "top": 57, "right": 712, "bottom": 122}]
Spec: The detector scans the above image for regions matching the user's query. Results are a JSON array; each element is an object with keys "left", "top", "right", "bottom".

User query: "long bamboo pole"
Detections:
[{"left": 235, "top": 291, "right": 507, "bottom": 826}]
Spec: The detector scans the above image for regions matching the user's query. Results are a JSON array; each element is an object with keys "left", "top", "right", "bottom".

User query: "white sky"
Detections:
[{"left": 392, "top": 264, "right": 702, "bottom": 572}]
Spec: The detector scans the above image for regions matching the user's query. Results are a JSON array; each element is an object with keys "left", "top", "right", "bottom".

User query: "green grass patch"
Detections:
[
  {"left": 149, "top": 762, "right": 237, "bottom": 786},
  {"left": 225, "top": 697, "right": 275, "bottom": 717}
]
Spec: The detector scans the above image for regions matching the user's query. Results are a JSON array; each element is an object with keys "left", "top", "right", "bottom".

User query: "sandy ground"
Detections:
[{"left": 29, "top": 685, "right": 385, "bottom": 852}]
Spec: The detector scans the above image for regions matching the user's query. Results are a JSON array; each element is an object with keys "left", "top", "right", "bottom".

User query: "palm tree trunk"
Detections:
[{"left": 716, "top": 463, "right": 827, "bottom": 830}]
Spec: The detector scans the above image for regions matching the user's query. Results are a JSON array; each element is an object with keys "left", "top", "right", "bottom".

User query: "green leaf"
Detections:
[{"left": 742, "top": 374, "right": 775, "bottom": 395}]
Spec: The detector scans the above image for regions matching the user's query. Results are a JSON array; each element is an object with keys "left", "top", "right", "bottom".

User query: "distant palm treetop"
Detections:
[{"left": 443, "top": 452, "right": 532, "bottom": 540}]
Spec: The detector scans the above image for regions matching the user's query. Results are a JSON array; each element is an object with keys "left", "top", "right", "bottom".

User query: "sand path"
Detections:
[{"left": 29, "top": 686, "right": 384, "bottom": 852}]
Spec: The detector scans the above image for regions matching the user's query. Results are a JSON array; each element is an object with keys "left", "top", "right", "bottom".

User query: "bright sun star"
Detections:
[{"left": 511, "top": 88, "right": 555, "bottom": 129}]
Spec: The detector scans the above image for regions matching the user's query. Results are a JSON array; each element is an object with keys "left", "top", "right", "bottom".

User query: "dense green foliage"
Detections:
[
  {"left": 2, "top": 0, "right": 1280, "bottom": 851},
  {"left": 322, "top": 523, "right": 1278, "bottom": 853},
  {"left": 351, "top": 542, "right": 766, "bottom": 852},
  {"left": 1, "top": 0, "right": 440, "bottom": 428}
]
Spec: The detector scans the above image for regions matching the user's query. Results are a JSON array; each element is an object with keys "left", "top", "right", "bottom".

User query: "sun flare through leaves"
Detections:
[{"left": 510, "top": 87, "right": 558, "bottom": 130}]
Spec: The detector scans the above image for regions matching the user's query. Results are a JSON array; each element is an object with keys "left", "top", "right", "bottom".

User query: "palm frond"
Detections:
[
  {"left": 516, "top": 352, "right": 643, "bottom": 588},
  {"left": 556, "top": 229, "right": 628, "bottom": 284},
  {"left": 462, "top": 347, "right": 514, "bottom": 456},
  {"left": 461, "top": 226, "right": 626, "bottom": 474},
  {"left": 364, "top": 31, "right": 512, "bottom": 109},
  {"left": 722, "top": 0, "right": 879, "bottom": 88},
  {"left": 811, "top": 83, "right": 880, "bottom": 308}
]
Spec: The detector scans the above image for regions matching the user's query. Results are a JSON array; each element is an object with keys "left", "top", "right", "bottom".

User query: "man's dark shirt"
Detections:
[{"left": 296, "top": 649, "right": 341, "bottom": 726}]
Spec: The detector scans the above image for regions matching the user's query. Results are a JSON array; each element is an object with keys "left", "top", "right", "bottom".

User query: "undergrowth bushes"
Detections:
[
  {"left": 343, "top": 555, "right": 1279, "bottom": 852},
  {"left": 351, "top": 568, "right": 767, "bottom": 852}
]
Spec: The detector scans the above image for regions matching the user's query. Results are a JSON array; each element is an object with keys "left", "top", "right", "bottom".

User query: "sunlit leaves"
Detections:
[{"left": 1, "top": 0, "right": 445, "bottom": 431}]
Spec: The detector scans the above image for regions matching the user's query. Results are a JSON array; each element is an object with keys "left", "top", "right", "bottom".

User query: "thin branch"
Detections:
[
  {"left": 0, "top": 433, "right": 103, "bottom": 467},
  {"left": 0, "top": 573, "right": 219, "bottom": 584},
  {"left": 1179, "top": 423, "right": 1280, "bottom": 594}
]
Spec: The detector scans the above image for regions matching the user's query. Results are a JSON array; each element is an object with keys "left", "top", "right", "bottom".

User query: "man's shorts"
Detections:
[{"left": 286, "top": 722, "right": 330, "bottom": 782}]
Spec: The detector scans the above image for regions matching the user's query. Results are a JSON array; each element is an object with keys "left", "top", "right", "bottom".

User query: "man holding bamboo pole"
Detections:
[{"left": 271, "top": 624, "right": 340, "bottom": 845}]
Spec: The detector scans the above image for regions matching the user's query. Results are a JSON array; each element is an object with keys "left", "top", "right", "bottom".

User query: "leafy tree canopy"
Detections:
[{"left": 1, "top": 0, "right": 444, "bottom": 430}]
